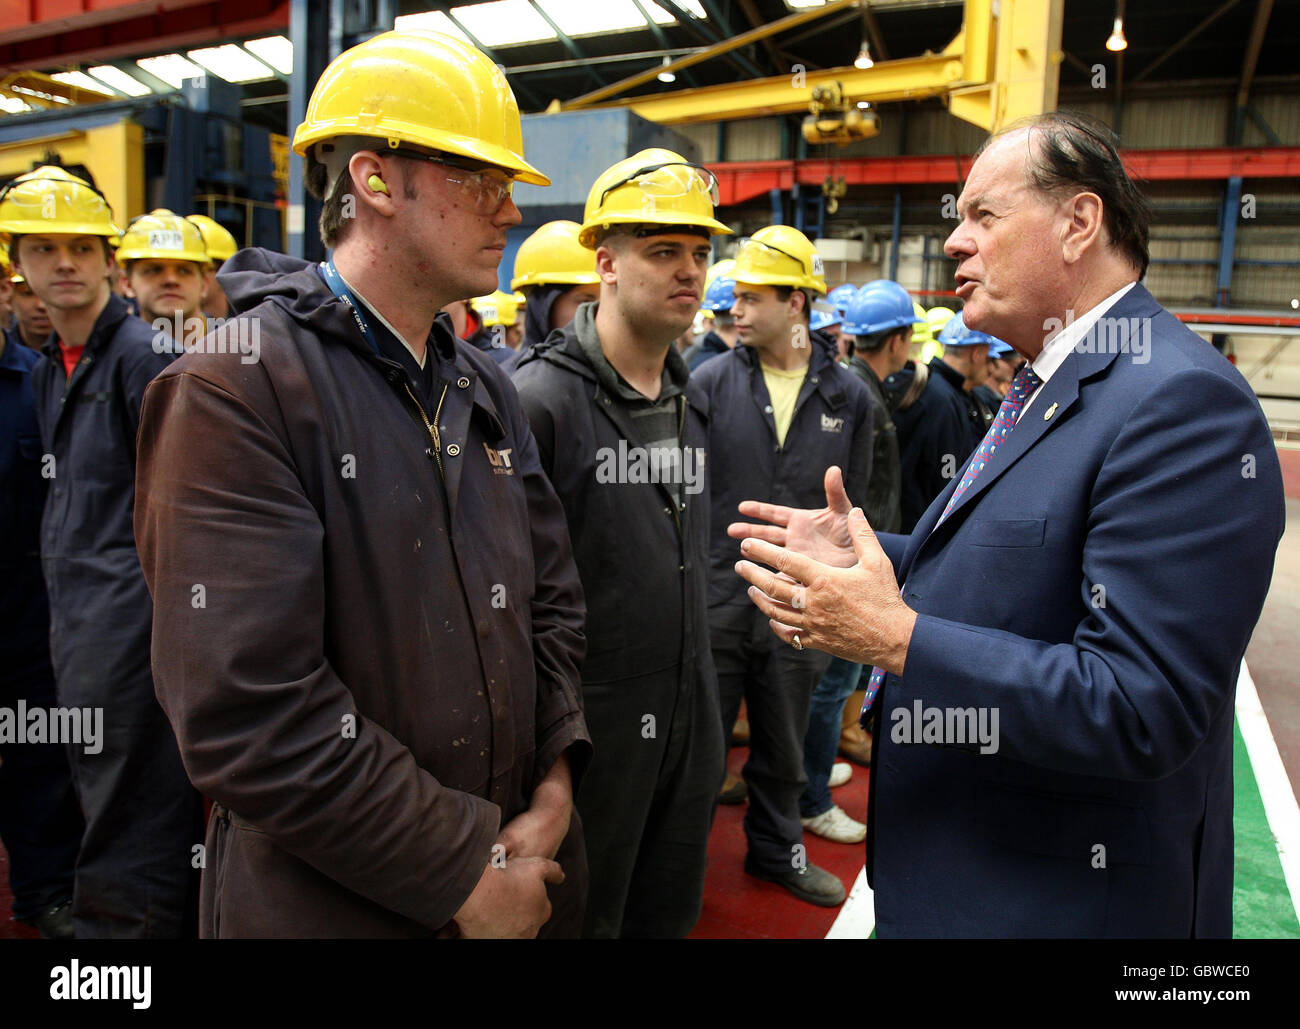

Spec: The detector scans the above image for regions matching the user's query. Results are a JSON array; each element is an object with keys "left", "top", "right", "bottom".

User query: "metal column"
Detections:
[
  {"left": 888, "top": 187, "right": 903, "bottom": 282},
  {"left": 1216, "top": 176, "right": 1242, "bottom": 306}
]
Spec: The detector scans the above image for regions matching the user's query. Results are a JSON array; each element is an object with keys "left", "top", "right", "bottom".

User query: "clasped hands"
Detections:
[{"left": 729, "top": 466, "right": 917, "bottom": 676}]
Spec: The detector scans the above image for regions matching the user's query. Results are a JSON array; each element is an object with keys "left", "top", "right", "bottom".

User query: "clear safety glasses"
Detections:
[
  {"left": 598, "top": 161, "right": 720, "bottom": 209},
  {"left": 389, "top": 148, "right": 515, "bottom": 215},
  {"left": 736, "top": 236, "right": 806, "bottom": 275}
]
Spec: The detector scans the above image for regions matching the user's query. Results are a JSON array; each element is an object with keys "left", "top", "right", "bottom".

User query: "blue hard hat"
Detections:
[
  {"left": 937, "top": 310, "right": 1003, "bottom": 349},
  {"left": 985, "top": 336, "right": 1016, "bottom": 358},
  {"left": 841, "top": 279, "right": 924, "bottom": 337},
  {"left": 827, "top": 283, "right": 858, "bottom": 314},
  {"left": 701, "top": 274, "right": 737, "bottom": 312},
  {"left": 810, "top": 304, "right": 843, "bottom": 333}
]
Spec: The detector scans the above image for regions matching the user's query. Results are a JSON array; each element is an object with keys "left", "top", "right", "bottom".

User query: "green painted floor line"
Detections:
[{"left": 1233, "top": 718, "right": 1300, "bottom": 938}]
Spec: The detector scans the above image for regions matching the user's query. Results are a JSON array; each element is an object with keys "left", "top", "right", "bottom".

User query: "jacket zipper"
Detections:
[
  {"left": 402, "top": 379, "right": 449, "bottom": 476},
  {"left": 671, "top": 395, "right": 686, "bottom": 538}
]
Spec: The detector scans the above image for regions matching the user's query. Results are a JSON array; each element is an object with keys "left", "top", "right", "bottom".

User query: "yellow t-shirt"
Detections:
[{"left": 761, "top": 363, "right": 807, "bottom": 447}]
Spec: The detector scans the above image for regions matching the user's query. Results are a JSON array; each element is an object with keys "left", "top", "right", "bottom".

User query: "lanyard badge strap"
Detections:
[{"left": 320, "top": 260, "right": 380, "bottom": 356}]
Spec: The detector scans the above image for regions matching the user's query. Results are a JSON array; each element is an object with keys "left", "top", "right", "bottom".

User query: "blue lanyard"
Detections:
[{"left": 319, "top": 260, "right": 380, "bottom": 356}]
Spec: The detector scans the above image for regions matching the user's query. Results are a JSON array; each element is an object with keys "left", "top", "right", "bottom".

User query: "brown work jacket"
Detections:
[{"left": 134, "top": 249, "right": 590, "bottom": 937}]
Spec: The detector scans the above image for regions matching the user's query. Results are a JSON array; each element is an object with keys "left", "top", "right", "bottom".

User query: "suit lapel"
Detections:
[{"left": 906, "top": 283, "right": 1161, "bottom": 567}]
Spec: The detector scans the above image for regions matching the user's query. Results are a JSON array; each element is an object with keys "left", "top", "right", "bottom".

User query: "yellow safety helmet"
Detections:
[
  {"left": 187, "top": 214, "right": 238, "bottom": 264},
  {"left": 705, "top": 258, "right": 735, "bottom": 289},
  {"left": 510, "top": 221, "right": 599, "bottom": 291},
  {"left": 292, "top": 29, "right": 548, "bottom": 186},
  {"left": 116, "top": 209, "right": 209, "bottom": 266},
  {"left": 0, "top": 166, "right": 121, "bottom": 239},
  {"left": 471, "top": 289, "right": 525, "bottom": 327},
  {"left": 732, "top": 224, "right": 827, "bottom": 296},
  {"left": 579, "top": 148, "right": 731, "bottom": 249},
  {"left": 920, "top": 306, "right": 955, "bottom": 363},
  {"left": 910, "top": 302, "right": 931, "bottom": 346}
]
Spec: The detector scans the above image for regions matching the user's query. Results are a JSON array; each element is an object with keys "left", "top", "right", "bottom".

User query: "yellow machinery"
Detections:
[
  {"left": 0, "top": 124, "right": 143, "bottom": 233},
  {"left": 554, "top": 0, "right": 1063, "bottom": 137}
]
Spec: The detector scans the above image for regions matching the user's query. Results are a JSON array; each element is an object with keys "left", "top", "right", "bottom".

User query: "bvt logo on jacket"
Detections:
[
  {"left": 821, "top": 413, "right": 845, "bottom": 433},
  {"left": 483, "top": 443, "right": 515, "bottom": 474}
]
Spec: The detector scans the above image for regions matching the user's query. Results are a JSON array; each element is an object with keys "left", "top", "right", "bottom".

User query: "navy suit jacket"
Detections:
[{"left": 866, "top": 283, "right": 1284, "bottom": 938}]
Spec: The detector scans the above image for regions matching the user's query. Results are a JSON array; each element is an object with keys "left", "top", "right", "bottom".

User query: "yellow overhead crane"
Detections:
[{"left": 551, "top": 0, "right": 1064, "bottom": 138}]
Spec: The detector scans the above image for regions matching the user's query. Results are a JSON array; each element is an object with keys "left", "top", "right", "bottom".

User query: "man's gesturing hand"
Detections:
[
  {"left": 734, "top": 506, "right": 917, "bottom": 675},
  {"left": 728, "top": 466, "right": 859, "bottom": 569}
]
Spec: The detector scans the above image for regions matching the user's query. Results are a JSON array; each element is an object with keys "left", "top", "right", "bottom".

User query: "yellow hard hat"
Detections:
[
  {"left": 187, "top": 214, "right": 238, "bottom": 264},
  {"left": 920, "top": 306, "right": 955, "bottom": 363},
  {"left": 732, "top": 224, "right": 827, "bottom": 296},
  {"left": 705, "top": 258, "right": 735, "bottom": 289},
  {"left": 116, "top": 209, "right": 209, "bottom": 266},
  {"left": 511, "top": 220, "right": 599, "bottom": 291},
  {"left": 910, "top": 302, "right": 931, "bottom": 346},
  {"left": 292, "top": 29, "right": 548, "bottom": 186},
  {"left": 471, "top": 289, "right": 525, "bottom": 327},
  {"left": 579, "top": 148, "right": 731, "bottom": 249},
  {"left": 0, "top": 166, "right": 121, "bottom": 238}
]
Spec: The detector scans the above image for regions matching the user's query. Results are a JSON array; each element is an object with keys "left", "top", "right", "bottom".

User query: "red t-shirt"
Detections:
[{"left": 59, "top": 341, "right": 84, "bottom": 379}]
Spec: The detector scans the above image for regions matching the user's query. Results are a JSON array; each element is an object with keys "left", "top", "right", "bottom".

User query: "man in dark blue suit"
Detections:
[{"left": 728, "top": 112, "right": 1285, "bottom": 937}]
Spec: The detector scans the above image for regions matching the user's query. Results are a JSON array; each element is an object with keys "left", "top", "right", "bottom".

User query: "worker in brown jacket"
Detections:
[{"left": 134, "top": 29, "right": 590, "bottom": 938}]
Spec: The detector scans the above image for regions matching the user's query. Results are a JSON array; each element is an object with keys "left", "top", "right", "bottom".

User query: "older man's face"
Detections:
[{"left": 943, "top": 133, "right": 1065, "bottom": 358}]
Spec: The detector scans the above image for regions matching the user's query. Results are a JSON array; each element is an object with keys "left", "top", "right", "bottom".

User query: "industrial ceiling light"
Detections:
[
  {"left": 657, "top": 55, "right": 676, "bottom": 83},
  {"left": 1106, "top": 12, "right": 1128, "bottom": 52},
  {"left": 854, "top": 40, "right": 874, "bottom": 70}
]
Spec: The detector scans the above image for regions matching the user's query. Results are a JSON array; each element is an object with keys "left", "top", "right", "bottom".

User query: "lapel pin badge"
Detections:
[{"left": 1043, "top": 402, "right": 1058, "bottom": 421}]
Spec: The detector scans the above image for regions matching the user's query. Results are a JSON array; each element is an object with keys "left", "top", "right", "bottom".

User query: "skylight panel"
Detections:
[
  {"left": 187, "top": 44, "right": 276, "bottom": 83},
  {"left": 540, "top": 0, "right": 648, "bottom": 36},
  {"left": 136, "top": 54, "right": 204, "bottom": 89},
  {"left": 244, "top": 36, "right": 294, "bottom": 75},
  {"left": 50, "top": 71, "right": 117, "bottom": 96},
  {"left": 88, "top": 65, "right": 153, "bottom": 96},
  {"left": 449, "top": 0, "right": 559, "bottom": 47},
  {"left": 644, "top": 0, "right": 708, "bottom": 24}
]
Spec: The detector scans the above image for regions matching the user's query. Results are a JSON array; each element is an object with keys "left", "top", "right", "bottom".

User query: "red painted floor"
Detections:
[{"left": 0, "top": 845, "right": 39, "bottom": 939}]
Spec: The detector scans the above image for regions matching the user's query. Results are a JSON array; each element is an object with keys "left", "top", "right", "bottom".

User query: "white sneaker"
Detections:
[
  {"left": 828, "top": 762, "right": 852, "bottom": 788},
  {"left": 801, "top": 805, "right": 867, "bottom": 844}
]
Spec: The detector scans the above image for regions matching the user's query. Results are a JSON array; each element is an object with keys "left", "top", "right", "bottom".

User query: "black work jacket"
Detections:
[
  {"left": 32, "top": 293, "right": 174, "bottom": 699},
  {"left": 513, "top": 304, "right": 714, "bottom": 691},
  {"left": 848, "top": 354, "right": 902, "bottom": 534},
  {"left": 892, "top": 357, "right": 977, "bottom": 532},
  {"left": 688, "top": 336, "right": 874, "bottom": 609}
]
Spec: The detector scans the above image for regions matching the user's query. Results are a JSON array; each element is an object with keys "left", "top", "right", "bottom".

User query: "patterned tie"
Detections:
[
  {"left": 939, "top": 363, "right": 1043, "bottom": 525},
  {"left": 859, "top": 363, "right": 1043, "bottom": 724}
]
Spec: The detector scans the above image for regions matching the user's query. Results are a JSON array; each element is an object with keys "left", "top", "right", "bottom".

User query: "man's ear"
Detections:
[
  {"left": 788, "top": 289, "right": 806, "bottom": 320},
  {"left": 348, "top": 151, "right": 396, "bottom": 216},
  {"left": 1061, "top": 191, "right": 1105, "bottom": 265},
  {"left": 595, "top": 243, "right": 619, "bottom": 285}
]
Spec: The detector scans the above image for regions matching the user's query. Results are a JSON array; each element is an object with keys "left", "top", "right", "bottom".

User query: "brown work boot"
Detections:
[
  {"left": 839, "top": 723, "right": 873, "bottom": 765},
  {"left": 839, "top": 689, "right": 874, "bottom": 765},
  {"left": 718, "top": 772, "right": 748, "bottom": 805}
]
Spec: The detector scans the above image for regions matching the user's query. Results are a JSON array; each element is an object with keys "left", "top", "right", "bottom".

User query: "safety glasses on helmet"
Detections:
[{"left": 597, "top": 161, "right": 720, "bottom": 210}]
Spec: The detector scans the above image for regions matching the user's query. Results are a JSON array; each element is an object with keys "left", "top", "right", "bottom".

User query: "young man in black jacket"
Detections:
[
  {"left": 514, "top": 150, "right": 730, "bottom": 938},
  {"left": 1, "top": 166, "right": 201, "bottom": 938},
  {"left": 689, "top": 225, "right": 874, "bottom": 907}
]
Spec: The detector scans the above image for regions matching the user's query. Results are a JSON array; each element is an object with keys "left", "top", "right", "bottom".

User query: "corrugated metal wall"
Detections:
[{"left": 685, "top": 88, "right": 1298, "bottom": 315}]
